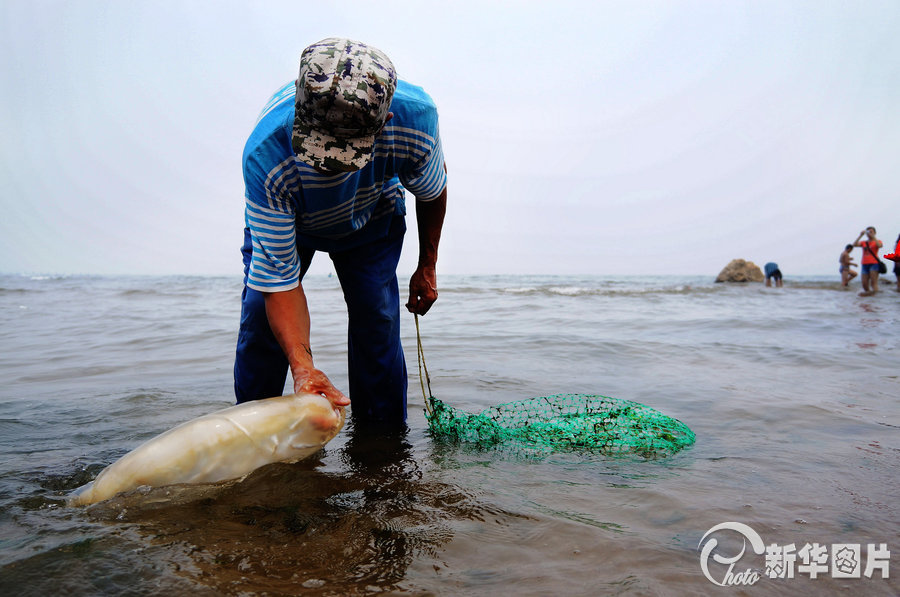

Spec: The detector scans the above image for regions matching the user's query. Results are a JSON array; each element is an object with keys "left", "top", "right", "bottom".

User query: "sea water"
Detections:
[{"left": 0, "top": 273, "right": 897, "bottom": 595}]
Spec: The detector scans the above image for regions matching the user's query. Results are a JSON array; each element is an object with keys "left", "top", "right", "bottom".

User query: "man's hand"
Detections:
[
  {"left": 406, "top": 265, "right": 438, "bottom": 315},
  {"left": 293, "top": 366, "right": 351, "bottom": 408}
]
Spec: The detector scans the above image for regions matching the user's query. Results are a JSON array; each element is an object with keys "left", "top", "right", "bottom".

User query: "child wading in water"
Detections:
[{"left": 839, "top": 244, "right": 858, "bottom": 288}]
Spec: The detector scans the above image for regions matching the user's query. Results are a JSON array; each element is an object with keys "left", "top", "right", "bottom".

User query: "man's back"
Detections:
[{"left": 242, "top": 80, "right": 446, "bottom": 292}]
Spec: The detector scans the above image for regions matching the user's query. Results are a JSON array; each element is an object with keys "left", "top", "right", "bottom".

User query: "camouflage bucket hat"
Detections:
[{"left": 293, "top": 38, "right": 397, "bottom": 172}]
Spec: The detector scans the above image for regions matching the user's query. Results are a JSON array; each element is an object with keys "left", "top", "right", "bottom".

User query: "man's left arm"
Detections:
[{"left": 406, "top": 180, "right": 447, "bottom": 315}]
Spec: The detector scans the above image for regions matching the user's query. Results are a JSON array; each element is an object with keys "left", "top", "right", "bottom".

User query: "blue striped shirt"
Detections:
[{"left": 242, "top": 80, "right": 447, "bottom": 292}]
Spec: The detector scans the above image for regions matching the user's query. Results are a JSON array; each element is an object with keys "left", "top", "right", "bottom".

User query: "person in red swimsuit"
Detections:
[
  {"left": 891, "top": 233, "right": 900, "bottom": 292},
  {"left": 853, "top": 226, "right": 883, "bottom": 296}
]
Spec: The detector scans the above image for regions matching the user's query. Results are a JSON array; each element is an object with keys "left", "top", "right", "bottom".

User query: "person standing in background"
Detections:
[
  {"left": 839, "top": 244, "right": 858, "bottom": 288},
  {"left": 764, "top": 262, "right": 783, "bottom": 288},
  {"left": 891, "top": 233, "right": 900, "bottom": 292},
  {"left": 853, "top": 227, "right": 883, "bottom": 296}
]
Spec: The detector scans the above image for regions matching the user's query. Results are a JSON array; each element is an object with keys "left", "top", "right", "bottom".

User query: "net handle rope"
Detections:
[{"left": 415, "top": 314, "right": 435, "bottom": 417}]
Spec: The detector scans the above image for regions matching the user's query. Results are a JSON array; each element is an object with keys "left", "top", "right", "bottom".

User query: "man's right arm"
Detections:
[{"left": 263, "top": 287, "right": 350, "bottom": 408}]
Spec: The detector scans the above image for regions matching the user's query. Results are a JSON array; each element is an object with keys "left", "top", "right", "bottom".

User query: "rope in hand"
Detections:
[{"left": 414, "top": 314, "right": 435, "bottom": 417}]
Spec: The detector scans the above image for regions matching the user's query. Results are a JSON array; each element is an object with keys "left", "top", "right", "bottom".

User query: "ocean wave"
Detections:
[{"left": 440, "top": 283, "right": 726, "bottom": 298}]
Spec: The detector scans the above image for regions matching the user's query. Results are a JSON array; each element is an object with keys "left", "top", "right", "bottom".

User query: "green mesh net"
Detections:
[
  {"left": 413, "top": 316, "right": 695, "bottom": 458},
  {"left": 424, "top": 393, "right": 695, "bottom": 457}
]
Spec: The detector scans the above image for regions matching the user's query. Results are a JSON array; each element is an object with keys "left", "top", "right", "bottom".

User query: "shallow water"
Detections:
[{"left": 0, "top": 273, "right": 897, "bottom": 595}]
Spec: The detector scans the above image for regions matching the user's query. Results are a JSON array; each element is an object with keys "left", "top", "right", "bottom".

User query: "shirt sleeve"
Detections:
[
  {"left": 243, "top": 150, "right": 302, "bottom": 293},
  {"left": 398, "top": 121, "right": 447, "bottom": 201}
]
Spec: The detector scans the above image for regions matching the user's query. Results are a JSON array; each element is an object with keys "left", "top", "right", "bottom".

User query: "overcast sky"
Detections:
[{"left": 2, "top": 0, "right": 898, "bottom": 277}]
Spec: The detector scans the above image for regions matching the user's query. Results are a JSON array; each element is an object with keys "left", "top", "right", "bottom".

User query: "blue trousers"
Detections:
[{"left": 234, "top": 217, "right": 409, "bottom": 427}]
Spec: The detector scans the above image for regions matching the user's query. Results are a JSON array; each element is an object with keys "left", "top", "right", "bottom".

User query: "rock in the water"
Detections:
[{"left": 715, "top": 259, "right": 764, "bottom": 283}]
